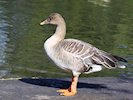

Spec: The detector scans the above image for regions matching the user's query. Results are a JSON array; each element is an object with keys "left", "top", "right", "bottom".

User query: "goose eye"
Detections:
[
  {"left": 47, "top": 16, "right": 53, "bottom": 22},
  {"left": 47, "top": 17, "right": 51, "bottom": 22}
]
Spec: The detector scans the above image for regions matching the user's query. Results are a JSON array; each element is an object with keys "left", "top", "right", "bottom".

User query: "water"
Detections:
[{"left": 0, "top": 0, "right": 133, "bottom": 78}]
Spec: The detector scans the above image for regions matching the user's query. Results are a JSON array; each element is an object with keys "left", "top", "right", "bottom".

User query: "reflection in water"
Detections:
[
  {"left": 0, "top": 0, "right": 132, "bottom": 78},
  {"left": 88, "top": 0, "right": 111, "bottom": 7},
  {"left": 0, "top": 7, "right": 7, "bottom": 65},
  {"left": 0, "top": 1, "right": 10, "bottom": 77}
]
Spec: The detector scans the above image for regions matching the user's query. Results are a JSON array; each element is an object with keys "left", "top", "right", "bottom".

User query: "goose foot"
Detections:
[
  {"left": 57, "top": 89, "right": 69, "bottom": 93},
  {"left": 57, "top": 89, "right": 77, "bottom": 96},
  {"left": 57, "top": 76, "right": 78, "bottom": 96}
]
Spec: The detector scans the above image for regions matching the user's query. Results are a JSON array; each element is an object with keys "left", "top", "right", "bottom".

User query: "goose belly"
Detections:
[{"left": 44, "top": 45, "right": 83, "bottom": 72}]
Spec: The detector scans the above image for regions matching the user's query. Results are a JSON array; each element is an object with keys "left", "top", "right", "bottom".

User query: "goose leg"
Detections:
[{"left": 57, "top": 76, "right": 78, "bottom": 96}]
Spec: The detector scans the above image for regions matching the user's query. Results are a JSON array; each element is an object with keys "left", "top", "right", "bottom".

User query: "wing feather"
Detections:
[{"left": 60, "top": 39, "right": 118, "bottom": 69}]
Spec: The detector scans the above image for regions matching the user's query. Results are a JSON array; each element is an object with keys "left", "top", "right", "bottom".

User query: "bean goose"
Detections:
[{"left": 40, "top": 13, "right": 127, "bottom": 96}]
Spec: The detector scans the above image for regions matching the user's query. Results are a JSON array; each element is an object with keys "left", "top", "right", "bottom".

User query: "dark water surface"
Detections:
[{"left": 0, "top": 0, "right": 133, "bottom": 78}]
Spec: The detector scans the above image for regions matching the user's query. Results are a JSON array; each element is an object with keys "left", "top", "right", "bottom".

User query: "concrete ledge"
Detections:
[{"left": 0, "top": 77, "right": 133, "bottom": 100}]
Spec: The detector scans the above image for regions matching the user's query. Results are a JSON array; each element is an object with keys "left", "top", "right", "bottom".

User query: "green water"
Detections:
[{"left": 0, "top": 0, "right": 133, "bottom": 78}]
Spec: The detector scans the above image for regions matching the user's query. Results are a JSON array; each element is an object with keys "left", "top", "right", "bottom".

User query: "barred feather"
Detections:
[{"left": 60, "top": 39, "right": 126, "bottom": 70}]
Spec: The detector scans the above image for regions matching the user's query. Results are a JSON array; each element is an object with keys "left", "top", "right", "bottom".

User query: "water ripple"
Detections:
[{"left": 0, "top": 5, "right": 9, "bottom": 66}]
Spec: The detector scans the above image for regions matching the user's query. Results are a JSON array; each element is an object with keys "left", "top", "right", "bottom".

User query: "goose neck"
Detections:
[{"left": 54, "top": 22, "right": 66, "bottom": 40}]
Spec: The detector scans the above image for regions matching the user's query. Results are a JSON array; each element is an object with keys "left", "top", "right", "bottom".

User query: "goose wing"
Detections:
[{"left": 60, "top": 39, "right": 118, "bottom": 69}]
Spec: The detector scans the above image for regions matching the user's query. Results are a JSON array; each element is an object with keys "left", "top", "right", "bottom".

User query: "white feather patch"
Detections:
[
  {"left": 84, "top": 65, "right": 102, "bottom": 74},
  {"left": 118, "top": 65, "right": 126, "bottom": 69}
]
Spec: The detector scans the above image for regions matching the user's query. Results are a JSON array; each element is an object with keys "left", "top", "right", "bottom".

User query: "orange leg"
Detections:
[{"left": 57, "top": 76, "right": 78, "bottom": 96}]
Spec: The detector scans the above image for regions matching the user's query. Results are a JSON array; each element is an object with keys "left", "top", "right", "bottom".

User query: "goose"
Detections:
[{"left": 40, "top": 13, "right": 127, "bottom": 96}]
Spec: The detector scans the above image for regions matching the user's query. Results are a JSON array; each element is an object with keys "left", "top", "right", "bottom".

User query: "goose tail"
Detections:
[{"left": 113, "top": 55, "right": 127, "bottom": 69}]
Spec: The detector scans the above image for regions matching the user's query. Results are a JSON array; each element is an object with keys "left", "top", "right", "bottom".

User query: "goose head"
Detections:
[{"left": 40, "top": 13, "right": 65, "bottom": 26}]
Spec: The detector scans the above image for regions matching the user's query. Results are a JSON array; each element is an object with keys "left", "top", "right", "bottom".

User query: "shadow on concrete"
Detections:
[{"left": 20, "top": 78, "right": 107, "bottom": 89}]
